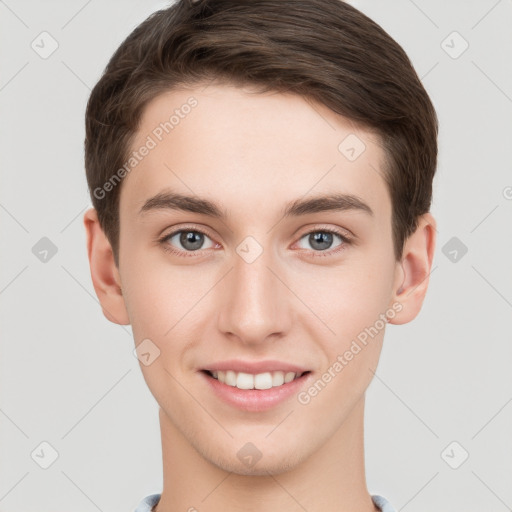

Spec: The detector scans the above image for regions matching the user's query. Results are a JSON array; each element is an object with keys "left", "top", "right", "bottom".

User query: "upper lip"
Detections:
[{"left": 202, "top": 359, "right": 310, "bottom": 375}]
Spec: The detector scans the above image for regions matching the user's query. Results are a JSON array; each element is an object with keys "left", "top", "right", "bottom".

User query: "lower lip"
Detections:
[{"left": 200, "top": 371, "right": 312, "bottom": 412}]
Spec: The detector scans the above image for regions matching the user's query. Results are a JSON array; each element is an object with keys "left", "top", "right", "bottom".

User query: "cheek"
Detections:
[
  {"left": 123, "top": 265, "right": 196, "bottom": 398},
  {"left": 120, "top": 258, "right": 180, "bottom": 343},
  {"left": 121, "top": 256, "right": 213, "bottom": 355},
  {"left": 299, "top": 266, "right": 389, "bottom": 407},
  {"left": 302, "top": 257, "right": 393, "bottom": 341}
]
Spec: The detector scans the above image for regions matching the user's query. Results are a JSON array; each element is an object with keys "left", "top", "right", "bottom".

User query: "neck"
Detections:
[{"left": 154, "top": 395, "right": 378, "bottom": 512}]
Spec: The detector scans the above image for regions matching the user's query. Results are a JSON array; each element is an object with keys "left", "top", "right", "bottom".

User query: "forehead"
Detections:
[{"left": 120, "top": 82, "right": 390, "bottom": 224}]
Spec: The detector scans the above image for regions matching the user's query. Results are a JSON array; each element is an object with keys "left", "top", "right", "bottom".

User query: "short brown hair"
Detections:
[{"left": 85, "top": 0, "right": 438, "bottom": 267}]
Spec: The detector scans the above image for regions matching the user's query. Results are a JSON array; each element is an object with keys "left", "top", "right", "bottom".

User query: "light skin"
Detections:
[{"left": 84, "top": 82, "right": 436, "bottom": 512}]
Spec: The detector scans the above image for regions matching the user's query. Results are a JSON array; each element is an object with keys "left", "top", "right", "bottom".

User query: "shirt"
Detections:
[{"left": 135, "top": 493, "right": 397, "bottom": 511}]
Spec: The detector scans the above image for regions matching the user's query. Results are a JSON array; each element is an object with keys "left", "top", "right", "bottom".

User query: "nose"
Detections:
[{"left": 217, "top": 244, "right": 292, "bottom": 346}]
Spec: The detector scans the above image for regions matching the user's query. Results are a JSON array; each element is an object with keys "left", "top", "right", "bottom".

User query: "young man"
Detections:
[{"left": 83, "top": 1, "right": 437, "bottom": 510}]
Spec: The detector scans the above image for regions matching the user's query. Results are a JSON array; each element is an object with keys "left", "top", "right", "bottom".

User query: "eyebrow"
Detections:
[{"left": 138, "top": 189, "right": 374, "bottom": 219}]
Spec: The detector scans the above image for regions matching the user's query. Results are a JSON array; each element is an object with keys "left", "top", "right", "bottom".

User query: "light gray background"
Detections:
[{"left": 1, "top": 0, "right": 511, "bottom": 510}]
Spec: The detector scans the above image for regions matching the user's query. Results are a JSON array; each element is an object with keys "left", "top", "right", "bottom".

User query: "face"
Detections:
[{"left": 116, "top": 82, "right": 401, "bottom": 475}]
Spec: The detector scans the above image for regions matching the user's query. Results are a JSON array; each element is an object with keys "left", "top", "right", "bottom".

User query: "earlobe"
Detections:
[
  {"left": 83, "top": 207, "right": 131, "bottom": 326},
  {"left": 388, "top": 212, "right": 437, "bottom": 325}
]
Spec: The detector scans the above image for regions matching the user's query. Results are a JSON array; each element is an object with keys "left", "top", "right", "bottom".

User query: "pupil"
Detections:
[
  {"left": 180, "top": 231, "right": 203, "bottom": 251},
  {"left": 310, "top": 232, "right": 332, "bottom": 250}
]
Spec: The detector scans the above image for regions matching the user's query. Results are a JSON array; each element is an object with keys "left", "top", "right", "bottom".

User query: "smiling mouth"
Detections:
[{"left": 202, "top": 369, "right": 311, "bottom": 390}]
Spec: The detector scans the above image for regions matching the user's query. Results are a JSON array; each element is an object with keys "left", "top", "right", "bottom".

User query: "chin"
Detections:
[{"left": 205, "top": 443, "right": 306, "bottom": 476}]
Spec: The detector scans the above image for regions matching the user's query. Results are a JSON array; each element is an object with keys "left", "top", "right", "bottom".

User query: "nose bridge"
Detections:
[{"left": 218, "top": 240, "right": 290, "bottom": 343}]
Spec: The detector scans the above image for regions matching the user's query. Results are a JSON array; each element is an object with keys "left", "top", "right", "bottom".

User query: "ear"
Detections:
[
  {"left": 83, "top": 207, "right": 130, "bottom": 325},
  {"left": 388, "top": 212, "right": 437, "bottom": 325}
]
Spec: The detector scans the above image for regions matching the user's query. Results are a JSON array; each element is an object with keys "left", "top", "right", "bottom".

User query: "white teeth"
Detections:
[
  {"left": 236, "top": 372, "right": 254, "bottom": 389},
  {"left": 212, "top": 370, "right": 303, "bottom": 389},
  {"left": 225, "top": 370, "right": 236, "bottom": 386},
  {"left": 272, "top": 371, "right": 285, "bottom": 387},
  {"left": 254, "top": 372, "right": 273, "bottom": 390},
  {"left": 284, "top": 371, "right": 296, "bottom": 383}
]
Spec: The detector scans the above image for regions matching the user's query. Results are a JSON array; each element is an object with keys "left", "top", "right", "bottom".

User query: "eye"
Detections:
[
  {"left": 159, "top": 228, "right": 217, "bottom": 256},
  {"left": 295, "top": 228, "right": 351, "bottom": 256},
  {"left": 158, "top": 225, "right": 352, "bottom": 258}
]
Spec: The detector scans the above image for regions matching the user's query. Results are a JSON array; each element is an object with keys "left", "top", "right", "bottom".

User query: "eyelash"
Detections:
[{"left": 157, "top": 225, "right": 352, "bottom": 259}]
